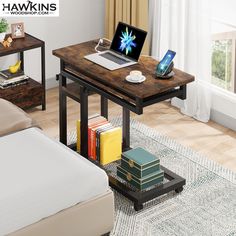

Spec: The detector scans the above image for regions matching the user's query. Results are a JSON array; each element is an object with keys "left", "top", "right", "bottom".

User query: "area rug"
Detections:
[{"left": 68, "top": 117, "right": 236, "bottom": 236}]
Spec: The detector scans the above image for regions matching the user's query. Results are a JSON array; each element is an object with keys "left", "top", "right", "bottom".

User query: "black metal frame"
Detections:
[
  {"left": 109, "top": 166, "right": 185, "bottom": 211},
  {"left": 59, "top": 60, "right": 186, "bottom": 211},
  {"left": 0, "top": 33, "right": 46, "bottom": 110}
]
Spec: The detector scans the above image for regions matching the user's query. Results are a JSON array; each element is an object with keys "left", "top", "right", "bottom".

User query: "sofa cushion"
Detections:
[{"left": 0, "top": 99, "right": 35, "bottom": 137}]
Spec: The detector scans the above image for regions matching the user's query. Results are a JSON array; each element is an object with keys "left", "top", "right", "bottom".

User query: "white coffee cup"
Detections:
[{"left": 130, "top": 70, "right": 142, "bottom": 81}]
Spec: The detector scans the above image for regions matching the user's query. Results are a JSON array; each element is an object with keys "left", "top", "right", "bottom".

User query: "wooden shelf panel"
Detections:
[
  {"left": 65, "top": 82, "right": 94, "bottom": 101},
  {"left": 65, "top": 66, "right": 136, "bottom": 105},
  {"left": 0, "top": 78, "right": 43, "bottom": 110},
  {"left": 0, "top": 33, "right": 43, "bottom": 56}
]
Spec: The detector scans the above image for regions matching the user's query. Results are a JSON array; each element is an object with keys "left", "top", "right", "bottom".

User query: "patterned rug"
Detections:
[{"left": 68, "top": 117, "right": 236, "bottom": 236}]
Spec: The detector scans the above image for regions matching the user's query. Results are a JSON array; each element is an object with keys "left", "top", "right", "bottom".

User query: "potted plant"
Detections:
[{"left": 0, "top": 18, "right": 9, "bottom": 42}]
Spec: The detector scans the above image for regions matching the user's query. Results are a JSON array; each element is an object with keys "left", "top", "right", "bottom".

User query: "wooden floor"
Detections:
[{"left": 28, "top": 87, "right": 236, "bottom": 172}]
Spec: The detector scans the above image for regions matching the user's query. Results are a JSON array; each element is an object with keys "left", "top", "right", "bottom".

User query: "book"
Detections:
[
  {"left": 121, "top": 147, "right": 160, "bottom": 178},
  {"left": 0, "top": 79, "right": 28, "bottom": 89},
  {"left": 0, "top": 69, "right": 24, "bottom": 79},
  {"left": 76, "top": 114, "right": 100, "bottom": 152},
  {"left": 100, "top": 127, "right": 122, "bottom": 165},
  {"left": 117, "top": 166, "right": 164, "bottom": 191},
  {"left": 88, "top": 120, "right": 108, "bottom": 159},
  {"left": 122, "top": 147, "right": 160, "bottom": 169},
  {"left": 0, "top": 75, "right": 29, "bottom": 86},
  {"left": 95, "top": 124, "right": 113, "bottom": 161},
  {"left": 76, "top": 114, "right": 106, "bottom": 153},
  {"left": 97, "top": 125, "right": 115, "bottom": 162},
  {"left": 91, "top": 123, "right": 112, "bottom": 160}
]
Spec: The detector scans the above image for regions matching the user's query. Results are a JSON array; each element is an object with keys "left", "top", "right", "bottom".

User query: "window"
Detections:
[{"left": 211, "top": 32, "right": 236, "bottom": 93}]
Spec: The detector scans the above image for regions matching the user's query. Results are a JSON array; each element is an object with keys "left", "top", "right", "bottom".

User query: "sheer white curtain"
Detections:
[{"left": 149, "top": 0, "right": 212, "bottom": 122}]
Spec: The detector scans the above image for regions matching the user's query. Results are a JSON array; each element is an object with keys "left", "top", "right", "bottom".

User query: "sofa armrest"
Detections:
[{"left": 0, "top": 99, "right": 38, "bottom": 137}]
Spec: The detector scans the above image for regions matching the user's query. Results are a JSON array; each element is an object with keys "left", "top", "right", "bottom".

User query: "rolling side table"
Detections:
[{"left": 53, "top": 40, "right": 195, "bottom": 210}]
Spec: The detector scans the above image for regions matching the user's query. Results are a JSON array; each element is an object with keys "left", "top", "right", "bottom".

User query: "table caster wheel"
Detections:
[
  {"left": 134, "top": 203, "right": 143, "bottom": 211},
  {"left": 175, "top": 187, "right": 184, "bottom": 193}
]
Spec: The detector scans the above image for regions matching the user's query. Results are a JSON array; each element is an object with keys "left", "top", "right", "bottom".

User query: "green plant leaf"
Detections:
[{"left": 0, "top": 18, "right": 9, "bottom": 33}]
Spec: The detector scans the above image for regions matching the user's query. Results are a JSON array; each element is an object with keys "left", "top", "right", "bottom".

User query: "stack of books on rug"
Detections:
[
  {"left": 117, "top": 147, "right": 164, "bottom": 191},
  {"left": 0, "top": 69, "right": 29, "bottom": 89},
  {"left": 77, "top": 114, "right": 122, "bottom": 165}
]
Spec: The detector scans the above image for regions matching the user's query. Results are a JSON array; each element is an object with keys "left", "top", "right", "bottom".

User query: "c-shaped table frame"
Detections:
[{"left": 58, "top": 60, "right": 186, "bottom": 211}]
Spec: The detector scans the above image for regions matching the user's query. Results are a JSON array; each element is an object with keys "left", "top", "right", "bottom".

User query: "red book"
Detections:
[
  {"left": 77, "top": 114, "right": 106, "bottom": 153},
  {"left": 88, "top": 120, "right": 108, "bottom": 159},
  {"left": 91, "top": 123, "right": 111, "bottom": 160}
]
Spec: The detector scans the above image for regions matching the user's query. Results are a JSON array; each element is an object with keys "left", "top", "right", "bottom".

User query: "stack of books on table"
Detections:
[
  {"left": 0, "top": 69, "right": 29, "bottom": 89},
  {"left": 76, "top": 114, "right": 122, "bottom": 165},
  {"left": 117, "top": 147, "right": 164, "bottom": 191}
]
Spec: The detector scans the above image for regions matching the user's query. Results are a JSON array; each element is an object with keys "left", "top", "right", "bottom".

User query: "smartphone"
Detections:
[{"left": 156, "top": 50, "right": 176, "bottom": 76}]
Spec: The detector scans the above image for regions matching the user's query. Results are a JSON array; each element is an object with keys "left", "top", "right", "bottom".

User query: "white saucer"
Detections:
[{"left": 126, "top": 75, "right": 146, "bottom": 83}]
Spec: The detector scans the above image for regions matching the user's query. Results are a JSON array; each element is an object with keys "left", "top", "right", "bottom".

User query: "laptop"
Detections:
[{"left": 84, "top": 22, "right": 147, "bottom": 70}]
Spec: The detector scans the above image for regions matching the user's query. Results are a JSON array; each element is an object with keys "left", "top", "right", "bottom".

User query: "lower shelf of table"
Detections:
[
  {"left": 68, "top": 143, "right": 186, "bottom": 211},
  {"left": 103, "top": 161, "right": 186, "bottom": 211}
]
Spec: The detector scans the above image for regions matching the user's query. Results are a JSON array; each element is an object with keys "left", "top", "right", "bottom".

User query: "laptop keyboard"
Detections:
[{"left": 100, "top": 52, "right": 130, "bottom": 65}]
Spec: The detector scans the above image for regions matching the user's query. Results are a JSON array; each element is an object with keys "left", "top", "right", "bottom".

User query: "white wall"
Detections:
[
  {"left": 0, "top": 0, "right": 105, "bottom": 88},
  {"left": 210, "top": 0, "right": 236, "bottom": 130},
  {"left": 211, "top": 0, "right": 236, "bottom": 34},
  {"left": 211, "top": 0, "right": 236, "bottom": 28}
]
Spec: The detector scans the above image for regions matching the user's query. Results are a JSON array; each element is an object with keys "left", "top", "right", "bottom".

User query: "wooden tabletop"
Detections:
[
  {"left": 53, "top": 40, "right": 194, "bottom": 99},
  {"left": 0, "top": 33, "right": 44, "bottom": 56}
]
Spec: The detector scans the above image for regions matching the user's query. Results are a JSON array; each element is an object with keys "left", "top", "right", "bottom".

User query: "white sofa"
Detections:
[{"left": 0, "top": 99, "right": 114, "bottom": 236}]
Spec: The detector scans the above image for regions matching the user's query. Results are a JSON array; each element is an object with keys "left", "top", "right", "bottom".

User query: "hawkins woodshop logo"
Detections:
[{"left": 0, "top": 0, "right": 59, "bottom": 17}]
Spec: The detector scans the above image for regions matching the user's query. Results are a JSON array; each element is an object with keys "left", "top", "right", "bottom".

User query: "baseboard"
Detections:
[
  {"left": 211, "top": 109, "right": 236, "bottom": 131},
  {"left": 45, "top": 77, "right": 74, "bottom": 90},
  {"left": 171, "top": 98, "right": 236, "bottom": 131},
  {"left": 46, "top": 76, "right": 58, "bottom": 90}
]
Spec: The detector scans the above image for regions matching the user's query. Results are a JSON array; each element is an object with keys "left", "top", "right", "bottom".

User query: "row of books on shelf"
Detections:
[
  {"left": 77, "top": 114, "right": 122, "bottom": 165},
  {"left": 0, "top": 69, "right": 29, "bottom": 89}
]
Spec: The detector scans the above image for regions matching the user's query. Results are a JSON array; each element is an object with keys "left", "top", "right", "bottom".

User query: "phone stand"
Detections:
[{"left": 156, "top": 61, "right": 175, "bottom": 79}]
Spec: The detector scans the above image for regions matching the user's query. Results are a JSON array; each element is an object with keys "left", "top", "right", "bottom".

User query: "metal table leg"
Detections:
[
  {"left": 20, "top": 51, "right": 24, "bottom": 71},
  {"left": 41, "top": 43, "right": 46, "bottom": 110},
  {"left": 122, "top": 107, "right": 130, "bottom": 150},
  {"left": 80, "top": 86, "right": 89, "bottom": 158},
  {"left": 59, "top": 61, "right": 67, "bottom": 145},
  {"left": 101, "top": 96, "right": 108, "bottom": 119}
]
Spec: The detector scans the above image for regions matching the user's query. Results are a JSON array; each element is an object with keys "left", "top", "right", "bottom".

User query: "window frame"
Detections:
[{"left": 212, "top": 31, "right": 236, "bottom": 93}]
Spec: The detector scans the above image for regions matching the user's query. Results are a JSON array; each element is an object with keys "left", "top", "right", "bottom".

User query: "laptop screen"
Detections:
[{"left": 110, "top": 22, "right": 147, "bottom": 61}]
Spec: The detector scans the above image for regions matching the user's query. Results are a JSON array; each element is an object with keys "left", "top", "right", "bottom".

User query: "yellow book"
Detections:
[{"left": 100, "top": 127, "right": 122, "bottom": 165}]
